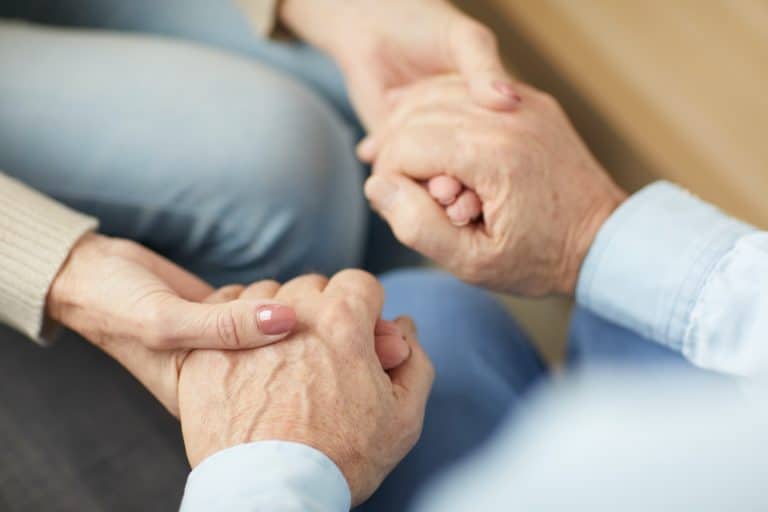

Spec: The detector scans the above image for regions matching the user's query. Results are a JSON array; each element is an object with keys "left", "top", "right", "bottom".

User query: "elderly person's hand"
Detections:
[
  {"left": 363, "top": 76, "right": 627, "bottom": 296},
  {"left": 178, "top": 270, "right": 434, "bottom": 506},
  {"left": 282, "top": 0, "right": 502, "bottom": 223},
  {"left": 280, "top": 0, "right": 519, "bottom": 130}
]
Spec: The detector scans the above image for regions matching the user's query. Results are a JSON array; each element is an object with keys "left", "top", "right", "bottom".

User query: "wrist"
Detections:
[
  {"left": 279, "top": 0, "right": 349, "bottom": 53},
  {"left": 46, "top": 232, "right": 110, "bottom": 326},
  {"left": 559, "top": 183, "right": 628, "bottom": 296}
]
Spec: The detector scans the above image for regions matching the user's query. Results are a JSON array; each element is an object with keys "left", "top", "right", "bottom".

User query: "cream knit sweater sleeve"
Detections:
[
  {"left": 0, "top": 1, "right": 274, "bottom": 343},
  {"left": 237, "top": 0, "right": 281, "bottom": 36},
  {"left": 0, "top": 173, "right": 98, "bottom": 343}
]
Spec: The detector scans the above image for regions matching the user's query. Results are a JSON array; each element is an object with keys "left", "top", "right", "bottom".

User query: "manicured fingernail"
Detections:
[
  {"left": 256, "top": 305, "right": 296, "bottom": 335},
  {"left": 366, "top": 177, "right": 399, "bottom": 211},
  {"left": 493, "top": 81, "right": 522, "bottom": 103}
]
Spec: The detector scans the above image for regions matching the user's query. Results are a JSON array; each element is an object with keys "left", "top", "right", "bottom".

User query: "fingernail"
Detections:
[
  {"left": 256, "top": 305, "right": 296, "bottom": 335},
  {"left": 493, "top": 81, "right": 522, "bottom": 103},
  {"left": 397, "top": 338, "right": 412, "bottom": 360},
  {"left": 366, "top": 177, "right": 399, "bottom": 211}
]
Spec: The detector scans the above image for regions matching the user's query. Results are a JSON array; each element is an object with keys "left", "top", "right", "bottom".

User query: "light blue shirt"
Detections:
[{"left": 180, "top": 181, "right": 768, "bottom": 511}]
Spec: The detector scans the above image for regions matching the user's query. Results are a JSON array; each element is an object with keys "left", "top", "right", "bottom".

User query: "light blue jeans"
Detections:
[{"left": 0, "top": 0, "right": 365, "bottom": 285}]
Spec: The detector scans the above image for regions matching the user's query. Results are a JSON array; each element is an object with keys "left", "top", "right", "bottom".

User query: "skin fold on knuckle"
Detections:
[
  {"left": 317, "top": 298, "right": 359, "bottom": 342},
  {"left": 338, "top": 270, "right": 381, "bottom": 303}
]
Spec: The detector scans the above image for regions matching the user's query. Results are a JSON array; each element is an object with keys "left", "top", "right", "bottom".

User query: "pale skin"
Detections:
[
  {"left": 281, "top": 0, "right": 498, "bottom": 225},
  {"left": 179, "top": 270, "right": 435, "bottom": 506},
  {"left": 168, "top": 75, "right": 629, "bottom": 504},
  {"left": 52, "top": 262, "right": 432, "bottom": 504},
  {"left": 46, "top": 234, "right": 411, "bottom": 416},
  {"left": 363, "top": 75, "right": 628, "bottom": 296},
  {"left": 43, "top": 0, "right": 502, "bottom": 380},
  {"left": 37, "top": 5, "right": 631, "bottom": 505}
]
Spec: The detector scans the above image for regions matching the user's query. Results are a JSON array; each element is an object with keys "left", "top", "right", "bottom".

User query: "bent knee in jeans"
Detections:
[{"left": 0, "top": 23, "right": 367, "bottom": 285}]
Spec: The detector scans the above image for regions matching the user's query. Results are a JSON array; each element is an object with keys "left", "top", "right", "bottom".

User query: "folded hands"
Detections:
[{"left": 43, "top": 1, "right": 631, "bottom": 503}]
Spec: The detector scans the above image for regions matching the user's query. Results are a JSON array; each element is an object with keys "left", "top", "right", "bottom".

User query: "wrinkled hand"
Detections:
[
  {"left": 280, "top": 0, "right": 519, "bottom": 130},
  {"left": 359, "top": 78, "right": 485, "bottom": 226},
  {"left": 178, "top": 270, "right": 434, "bottom": 505},
  {"left": 363, "top": 76, "right": 627, "bottom": 296},
  {"left": 47, "top": 236, "right": 412, "bottom": 416}
]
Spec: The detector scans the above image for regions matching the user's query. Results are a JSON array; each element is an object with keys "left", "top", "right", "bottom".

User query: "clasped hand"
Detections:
[
  {"left": 362, "top": 75, "right": 627, "bottom": 297},
  {"left": 179, "top": 271, "right": 434, "bottom": 505},
  {"left": 47, "top": 235, "right": 414, "bottom": 419},
  {"left": 48, "top": 238, "right": 432, "bottom": 505}
]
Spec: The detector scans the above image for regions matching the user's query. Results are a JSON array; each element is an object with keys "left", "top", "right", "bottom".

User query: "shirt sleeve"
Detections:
[
  {"left": 576, "top": 180, "right": 768, "bottom": 379},
  {"left": 415, "top": 370, "right": 768, "bottom": 512},
  {"left": 179, "top": 441, "right": 352, "bottom": 512},
  {"left": 0, "top": 172, "right": 98, "bottom": 344}
]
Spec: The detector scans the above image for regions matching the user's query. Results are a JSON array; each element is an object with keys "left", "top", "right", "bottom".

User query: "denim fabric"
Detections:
[
  {"left": 0, "top": 6, "right": 366, "bottom": 286},
  {"left": 183, "top": 268, "right": 751, "bottom": 512},
  {"left": 0, "top": 2, "right": 367, "bottom": 510}
]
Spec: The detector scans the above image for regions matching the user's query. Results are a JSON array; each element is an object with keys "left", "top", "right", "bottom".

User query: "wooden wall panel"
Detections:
[{"left": 457, "top": 0, "right": 768, "bottom": 227}]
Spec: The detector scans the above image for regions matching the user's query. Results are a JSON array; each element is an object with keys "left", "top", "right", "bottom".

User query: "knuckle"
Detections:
[
  {"left": 284, "top": 273, "right": 328, "bottom": 293},
  {"left": 375, "top": 133, "right": 410, "bottom": 175},
  {"left": 335, "top": 269, "right": 381, "bottom": 295},
  {"left": 408, "top": 424, "right": 424, "bottom": 447},
  {"left": 395, "top": 213, "right": 423, "bottom": 247},
  {"left": 241, "top": 280, "right": 280, "bottom": 300},
  {"left": 318, "top": 297, "right": 356, "bottom": 332},
  {"left": 302, "top": 273, "right": 329, "bottom": 288},
  {"left": 402, "top": 417, "right": 425, "bottom": 448},
  {"left": 536, "top": 90, "right": 561, "bottom": 110},
  {"left": 302, "top": 272, "right": 327, "bottom": 282},
  {"left": 462, "top": 20, "right": 496, "bottom": 48}
]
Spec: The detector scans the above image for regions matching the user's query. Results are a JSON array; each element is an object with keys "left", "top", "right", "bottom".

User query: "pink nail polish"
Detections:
[
  {"left": 493, "top": 81, "right": 522, "bottom": 103},
  {"left": 256, "top": 305, "right": 296, "bottom": 335}
]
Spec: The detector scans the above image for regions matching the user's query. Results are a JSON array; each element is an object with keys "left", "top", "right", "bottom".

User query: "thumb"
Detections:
[
  {"left": 451, "top": 21, "right": 520, "bottom": 110},
  {"left": 375, "top": 319, "right": 411, "bottom": 370},
  {"left": 147, "top": 296, "right": 297, "bottom": 350},
  {"left": 365, "top": 174, "right": 471, "bottom": 261}
]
